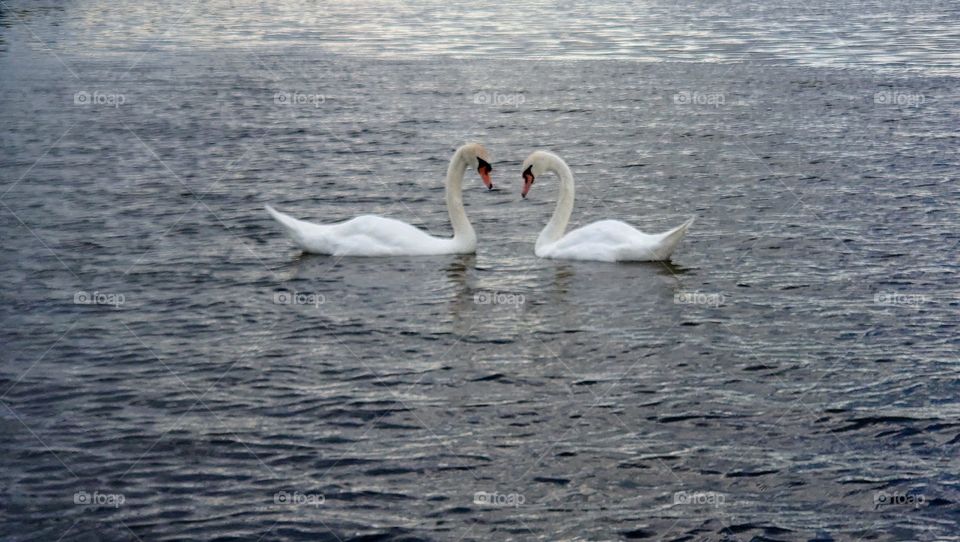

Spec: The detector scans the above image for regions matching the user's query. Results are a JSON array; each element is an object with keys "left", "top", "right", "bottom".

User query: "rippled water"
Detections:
[{"left": 1, "top": 1, "right": 958, "bottom": 541}]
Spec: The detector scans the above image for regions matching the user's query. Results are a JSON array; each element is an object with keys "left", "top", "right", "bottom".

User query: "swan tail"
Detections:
[
  {"left": 265, "top": 204, "right": 312, "bottom": 249},
  {"left": 265, "top": 204, "right": 297, "bottom": 232},
  {"left": 654, "top": 216, "right": 695, "bottom": 260}
]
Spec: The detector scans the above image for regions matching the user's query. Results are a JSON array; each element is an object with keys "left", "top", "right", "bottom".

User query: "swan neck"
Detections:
[
  {"left": 536, "top": 157, "right": 575, "bottom": 250},
  {"left": 445, "top": 150, "right": 475, "bottom": 246}
]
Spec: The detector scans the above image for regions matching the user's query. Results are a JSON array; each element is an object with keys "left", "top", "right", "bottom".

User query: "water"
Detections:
[{"left": 1, "top": 1, "right": 958, "bottom": 540}]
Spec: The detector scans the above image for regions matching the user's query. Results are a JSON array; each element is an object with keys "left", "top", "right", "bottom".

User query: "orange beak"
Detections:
[{"left": 479, "top": 166, "right": 493, "bottom": 190}]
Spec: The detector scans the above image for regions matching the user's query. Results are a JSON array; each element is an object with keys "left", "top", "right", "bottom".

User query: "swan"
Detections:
[
  {"left": 265, "top": 143, "right": 493, "bottom": 256},
  {"left": 520, "top": 151, "right": 694, "bottom": 262}
]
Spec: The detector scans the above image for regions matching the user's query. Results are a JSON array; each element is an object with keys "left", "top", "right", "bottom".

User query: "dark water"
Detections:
[{"left": 1, "top": 1, "right": 959, "bottom": 541}]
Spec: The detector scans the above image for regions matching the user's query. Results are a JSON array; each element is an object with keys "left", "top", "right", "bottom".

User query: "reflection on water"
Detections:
[
  {"left": 445, "top": 253, "right": 474, "bottom": 321},
  {"left": 551, "top": 263, "right": 575, "bottom": 296},
  {"left": 640, "top": 259, "right": 694, "bottom": 277}
]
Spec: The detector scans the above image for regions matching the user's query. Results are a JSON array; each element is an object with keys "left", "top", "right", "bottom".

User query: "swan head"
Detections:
[
  {"left": 459, "top": 142, "right": 494, "bottom": 190},
  {"left": 520, "top": 150, "right": 557, "bottom": 198}
]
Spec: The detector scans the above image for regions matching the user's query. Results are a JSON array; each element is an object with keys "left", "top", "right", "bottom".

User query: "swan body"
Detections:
[
  {"left": 536, "top": 218, "right": 695, "bottom": 262},
  {"left": 264, "top": 210, "right": 472, "bottom": 256},
  {"left": 521, "top": 151, "right": 694, "bottom": 262},
  {"left": 266, "top": 143, "right": 493, "bottom": 256}
]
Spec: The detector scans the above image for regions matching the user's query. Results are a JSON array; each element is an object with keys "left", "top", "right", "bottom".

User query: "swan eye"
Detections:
[{"left": 477, "top": 157, "right": 492, "bottom": 173}]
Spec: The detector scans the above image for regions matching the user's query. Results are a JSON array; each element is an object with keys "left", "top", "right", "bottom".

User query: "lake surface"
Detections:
[{"left": 1, "top": 1, "right": 958, "bottom": 540}]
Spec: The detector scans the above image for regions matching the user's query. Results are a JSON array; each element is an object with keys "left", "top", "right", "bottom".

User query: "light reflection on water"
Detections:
[{"left": 4, "top": 0, "right": 958, "bottom": 73}]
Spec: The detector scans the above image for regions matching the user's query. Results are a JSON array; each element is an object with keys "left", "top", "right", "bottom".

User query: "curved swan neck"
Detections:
[
  {"left": 445, "top": 149, "right": 476, "bottom": 246},
  {"left": 536, "top": 155, "right": 575, "bottom": 250}
]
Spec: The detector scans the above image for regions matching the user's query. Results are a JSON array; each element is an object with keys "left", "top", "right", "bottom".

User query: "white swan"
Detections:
[
  {"left": 265, "top": 143, "right": 493, "bottom": 256},
  {"left": 521, "top": 151, "right": 694, "bottom": 262}
]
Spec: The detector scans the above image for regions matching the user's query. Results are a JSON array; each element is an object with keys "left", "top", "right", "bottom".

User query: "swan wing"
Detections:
[{"left": 327, "top": 215, "right": 452, "bottom": 256}]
